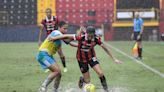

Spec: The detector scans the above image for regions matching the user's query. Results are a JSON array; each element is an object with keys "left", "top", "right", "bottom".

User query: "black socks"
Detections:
[
  {"left": 100, "top": 75, "right": 109, "bottom": 91},
  {"left": 138, "top": 48, "right": 142, "bottom": 58}
]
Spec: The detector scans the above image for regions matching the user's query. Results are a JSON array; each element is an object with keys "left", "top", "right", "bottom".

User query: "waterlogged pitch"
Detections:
[{"left": 0, "top": 41, "right": 163, "bottom": 92}]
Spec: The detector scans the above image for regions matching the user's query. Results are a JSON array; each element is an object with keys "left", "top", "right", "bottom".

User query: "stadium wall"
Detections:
[
  {"left": 113, "top": 26, "right": 160, "bottom": 41},
  {"left": 0, "top": 0, "right": 163, "bottom": 42},
  {"left": 55, "top": 0, "right": 114, "bottom": 41},
  {"left": 0, "top": 26, "right": 40, "bottom": 42},
  {"left": 159, "top": 0, "right": 164, "bottom": 34},
  {"left": 0, "top": 25, "right": 78, "bottom": 42}
]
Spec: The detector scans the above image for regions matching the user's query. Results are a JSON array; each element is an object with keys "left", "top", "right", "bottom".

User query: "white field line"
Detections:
[{"left": 104, "top": 42, "right": 164, "bottom": 78}]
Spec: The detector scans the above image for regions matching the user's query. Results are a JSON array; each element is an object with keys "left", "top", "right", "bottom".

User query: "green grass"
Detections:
[{"left": 0, "top": 41, "right": 163, "bottom": 92}]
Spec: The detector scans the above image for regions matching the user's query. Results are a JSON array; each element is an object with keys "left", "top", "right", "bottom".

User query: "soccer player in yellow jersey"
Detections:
[
  {"left": 38, "top": 8, "right": 68, "bottom": 73},
  {"left": 37, "top": 21, "right": 75, "bottom": 92}
]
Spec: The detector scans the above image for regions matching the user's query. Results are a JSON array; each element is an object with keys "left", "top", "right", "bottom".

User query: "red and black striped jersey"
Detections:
[
  {"left": 75, "top": 34, "right": 102, "bottom": 63},
  {"left": 41, "top": 16, "right": 58, "bottom": 35}
]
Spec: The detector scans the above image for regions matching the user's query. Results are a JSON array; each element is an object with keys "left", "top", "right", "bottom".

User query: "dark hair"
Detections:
[
  {"left": 58, "top": 21, "right": 66, "bottom": 28},
  {"left": 86, "top": 26, "right": 95, "bottom": 34},
  {"left": 46, "top": 8, "right": 52, "bottom": 12}
]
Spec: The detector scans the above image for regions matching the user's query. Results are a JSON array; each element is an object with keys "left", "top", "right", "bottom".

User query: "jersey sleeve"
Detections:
[
  {"left": 49, "top": 31, "right": 62, "bottom": 37},
  {"left": 41, "top": 19, "right": 46, "bottom": 26},
  {"left": 63, "top": 39, "right": 73, "bottom": 44},
  {"left": 140, "top": 19, "right": 144, "bottom": 26},
  {"left": 96, "top": 37, "right": 102, "bottom": 45},
  {"left": 55, "top": 16, "right": 59, "bottom": 24},
  {"left": 75, "top": 34, "right": 82, "bottom": 41},
  {"left": 53, "top": 16, "right": 59, "bottom": 30}
]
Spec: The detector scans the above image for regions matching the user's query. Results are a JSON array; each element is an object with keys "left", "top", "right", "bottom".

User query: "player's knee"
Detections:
[
  {"left": 98, "top": 73, "right": 104, "bottom": 77},
  {"left": 55, "top": 71, "right": 62, "bottom": 78},
  {"left": 57, "top": 72, "right": 62, "bottom": 78}
]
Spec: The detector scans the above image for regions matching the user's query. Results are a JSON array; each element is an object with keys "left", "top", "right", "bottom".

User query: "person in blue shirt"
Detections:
[{"left": 131, "top": 12, "right": 144, "bottom": 60}]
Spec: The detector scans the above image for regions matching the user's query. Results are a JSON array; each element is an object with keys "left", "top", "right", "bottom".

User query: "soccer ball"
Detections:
[
  {"left": 83, "top": 83, "right": 96, "bottom": 92},
  {"left": 161, "top": 33, "right": 164, "bottom": 41}
]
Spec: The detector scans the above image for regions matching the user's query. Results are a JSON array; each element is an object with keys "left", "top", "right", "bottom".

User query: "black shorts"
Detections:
[
  {"left": 78, "top": 59, "right": 99, "bottom": 73},
  {"left": 133, "top": 32, "right": 142, "bottom": 41}
]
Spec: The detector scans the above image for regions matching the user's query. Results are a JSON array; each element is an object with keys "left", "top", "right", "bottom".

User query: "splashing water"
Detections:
[{"left": 47, "top": 82, "right": 129, "bottom": 92}]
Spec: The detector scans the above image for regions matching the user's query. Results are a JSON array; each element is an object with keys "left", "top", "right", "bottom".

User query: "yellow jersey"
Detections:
[{"left": 39, "top": 30, "right": 62, "bottom": 55}]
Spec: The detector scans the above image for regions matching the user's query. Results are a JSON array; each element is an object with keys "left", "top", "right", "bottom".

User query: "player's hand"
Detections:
[
  {"left": 137, "top": 35, "right": 141, "bottom": 40},
  {"left": 49, "top": 36, "right": 55, "bottom": 41},
  {"left": 38, "top": 40, "right": 42, "bottom": 47},
  {"left": 114, "top": 59, "right": 122, "bottom": 64},
  {"left": 49, "top": 37, "right": 53, "bottom": 41},
  {"left": 80, "top": 26, "right": 86, "bottom": 33}
]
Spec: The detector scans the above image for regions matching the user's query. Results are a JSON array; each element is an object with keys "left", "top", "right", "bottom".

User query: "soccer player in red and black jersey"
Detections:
[
  {"left": 38, "top": 8, "right": 67, "bottom": 72},
  {"left": 74, "top": 26, "right": 122, "bottom": 92}
]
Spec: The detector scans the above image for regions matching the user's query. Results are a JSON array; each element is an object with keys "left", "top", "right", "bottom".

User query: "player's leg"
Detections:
[
  {"left": 133, "top": 32, "right": 139, "bottom": 59},
  {"left": 90, "top": 60, "right": 109, "bottom": 92},
  {"left": 49, "top": 64, "right": 62, "bottom": 92},
  {"left": 83, "top": 71, "right": 91, "bottom": 83},
  {"left": 41, "top": 63, "right": 61, "bottom": 92},
  {"left": 79, "top": 72, "right": 91, "bottom": 88},
  {"left": 137, "top": 40, "right": 142, "bottom": 59},
  {"left": 40, "top": 64, "right": 61, "bottom": 92},
  {"left": 58, "top": 47, "right": 67, "bottom": 72},
  {"left": 37, "top": 52, "right": 61, "bottom": 92},
  {"left": 134, "top": 32, "right": 143, "bottom": 60},
  {"left": 78, "top": 61, "right": 90, "bottom": 88}
]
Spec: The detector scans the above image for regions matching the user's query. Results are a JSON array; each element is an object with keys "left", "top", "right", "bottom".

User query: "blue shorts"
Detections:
[{"left": 36, "top": 51, "right": 56, "bottom": 70}]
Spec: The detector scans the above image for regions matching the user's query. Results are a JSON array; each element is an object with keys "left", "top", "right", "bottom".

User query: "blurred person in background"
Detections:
[
  {"left": 131, "top": 12, "right": 144, "bottom": 60},
  {"left": 161, "top": 33, "right": 164, "bottom": 41},
  {"left": 95, "top": 28, "right": 103, "bottom": 37},
  {"left": 38, "top": 8, "right": 68, "bottom": 72}
]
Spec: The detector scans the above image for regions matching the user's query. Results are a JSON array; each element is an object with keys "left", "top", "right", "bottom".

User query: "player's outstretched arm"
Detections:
[
  {"left": 69, "top": 42, "right": 78, "bottom": 47},
  {"left": 49, "top": 34, "right": 75, "bottom": 41},
  {"left": 100, "top": 43, "right": 122, "bottom": 64},
  {"left": 63, "top": 39, "right": 78, "bottom": 47},
  {"left": 38, "top": 24, "right": 44, "bottom": 46}
]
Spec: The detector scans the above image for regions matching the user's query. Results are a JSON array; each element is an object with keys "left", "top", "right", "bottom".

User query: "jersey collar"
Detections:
[{"left": 46, "top": 16, "right": 53, "bottom": 22}]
